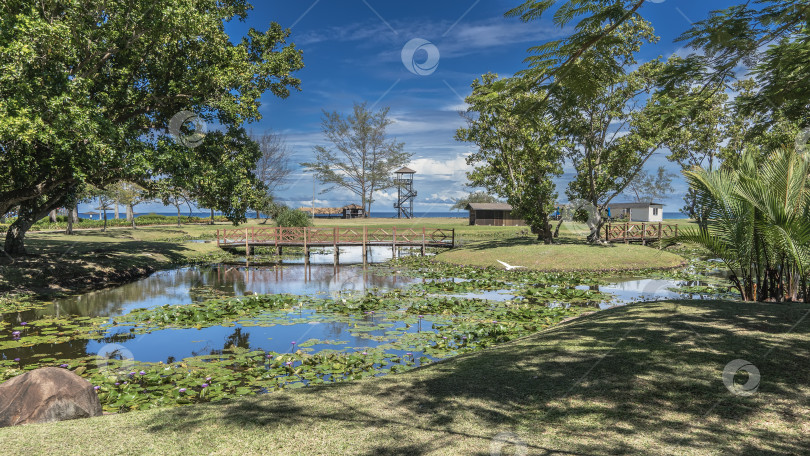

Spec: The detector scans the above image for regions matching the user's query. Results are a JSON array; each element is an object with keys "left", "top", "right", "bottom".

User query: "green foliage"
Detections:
[
  {"left": 676, "top": 146, "right": 810, "bottom": 302},
  {"left": 0, "top": 1, "right": 304, "bottom": 253},
  {"left": 457, "top": 74, "right": 564, "bottom": 243},
  {"left": 273, "top": 206, "right": 312, "bottom": 228},
  {"left": 625, "top": 166, "right": 676, "bottom": 203},
  {"left": 450, "top": 192, "right": 501, "bottom": 211},
  {"left": 670, "top": 1, "right": 810, "bottom": 126},
  {"left": 506, "top": 0, "right": 651, "bottom": 94},
  {"left": 301, "top": 103, "right": 411, "bottom": 215}
]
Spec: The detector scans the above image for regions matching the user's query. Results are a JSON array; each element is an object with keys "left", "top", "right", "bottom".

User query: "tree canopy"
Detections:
[
  {"left": 0, "top": 0, "right": 304, "bottom": 254},
  {"left": 301, "top": 103, "right": 410, "bottom": 216}
]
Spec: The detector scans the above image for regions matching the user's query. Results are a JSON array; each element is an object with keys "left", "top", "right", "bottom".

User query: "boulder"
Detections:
[{"left": 0, "top": 367, "right": 102, "bottom": 428}]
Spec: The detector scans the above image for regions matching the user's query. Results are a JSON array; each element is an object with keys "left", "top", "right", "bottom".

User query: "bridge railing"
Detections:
[
  {"left": 605, "top": 222, "right": 678, "bottom": 244},
  {"left": 217, "top": 226, "right": 455, "bottom": 248}
]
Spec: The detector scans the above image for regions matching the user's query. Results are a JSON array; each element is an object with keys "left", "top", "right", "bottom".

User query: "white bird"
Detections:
[{"left": 497, "top": 260, "right": 525, "bottom": 271}]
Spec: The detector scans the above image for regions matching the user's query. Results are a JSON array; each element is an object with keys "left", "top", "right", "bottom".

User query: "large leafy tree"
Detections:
[
  {"left": 552, "top": 20, "right": 671, "bottom": 242},
  {"left": 457, "top": 74, "right": 564, "bottom": 244},
  {"left": 667, "top": 1, "right": 809, "bottom": 127},
  {"left": 0, "top": 0, "right": 304, "bottom": 254},
  {"left": 504, "top": 3, "right": 675, "bottom": 242},
  {"left": 301, "top": 103, "right": 410, "bottom": 216}
]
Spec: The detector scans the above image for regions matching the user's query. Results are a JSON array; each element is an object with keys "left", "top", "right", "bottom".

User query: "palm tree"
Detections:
[{"left": 677, "top": 147, "right": 810, "bottom": 302}]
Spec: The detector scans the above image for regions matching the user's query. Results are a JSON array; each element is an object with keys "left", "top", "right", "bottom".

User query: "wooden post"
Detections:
[
  {"left": 658, "top": 222, "right": 663, "bottom": 247},
  {"left": 421, "top": 227, "right": 426, "bottom": 256},
  {"left": 333, "top": 226, "right": 339, "bottom": 265},
  {"left": 451, "top": 229, "right": 455, "bottom": 248},
  {"left": 641, "top": 222, "right": 646, "bottom": 246},
  {"left": 392, "top": 226, "right": 397, "bottom": 259},
  {"left": 245, "top": 228, "right": 250, "bottom": 257},
  {"left": 362, "top": 226, "right": 368, "bottom": 265},
  {"left": 217, "top": 229, "right": 220, "bottom": 246},
  {"left": 274, "top": 226, "right": 279, "bottom": 255},
  {"left": 624, "top": 223, "right": 629, "bottom": 244},
  {"left": 303, "top": 227, "right": 309, "bottom": 265}
]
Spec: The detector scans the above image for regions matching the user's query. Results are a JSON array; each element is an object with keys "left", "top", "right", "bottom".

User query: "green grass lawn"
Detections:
[
  {"left": 436, "top": 238, "right": 686, "bottom": 272},
  {"left": 0, "top": 226, "right": 227, "bottom": 297},
  {"left": 2, "top": 299, "right": 807, "bottom": 455}
]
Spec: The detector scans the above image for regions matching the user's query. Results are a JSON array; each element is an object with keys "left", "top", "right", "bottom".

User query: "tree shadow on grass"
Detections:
[
  {"left": 0, "top": 234, "right": 204, "bottom": 297},
  {"left": 143, "top": 300, "right": 810, "bottom": 455}
]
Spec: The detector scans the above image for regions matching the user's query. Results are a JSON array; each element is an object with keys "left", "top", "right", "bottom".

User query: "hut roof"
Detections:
[
  {"left": 465, "top": 203, "right": 513, "bottom": 211},
  {"left": 298, "top": 207, "right": 342, "bottom": 215},
  {"left": 607, "top": 202, "right": 664, "bottom": 209}
]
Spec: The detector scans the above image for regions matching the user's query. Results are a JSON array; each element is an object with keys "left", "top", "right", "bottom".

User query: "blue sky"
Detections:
[{"left": 104, "top": 0, "right": 740, "bottom": 215}]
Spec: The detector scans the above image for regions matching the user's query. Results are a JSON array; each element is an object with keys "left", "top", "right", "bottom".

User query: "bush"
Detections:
[{"left": 273, "top": 207, "right": 312, "bottom": 227}]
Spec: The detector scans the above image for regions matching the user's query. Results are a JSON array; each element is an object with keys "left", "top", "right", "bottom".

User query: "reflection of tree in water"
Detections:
[
  {"left": 223, "top": 327, "right": 250, "bottom": 350},
  {"left": 36, "top": 266, "right": 225, "bottom": 318},
  {"left": 208, "top": 327, "right": 252, "bottom": 357}
]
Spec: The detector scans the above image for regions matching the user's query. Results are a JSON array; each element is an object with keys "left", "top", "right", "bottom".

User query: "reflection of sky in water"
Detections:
[
  {"left": 86, "top": 309, "right": 436, "bottom": 364},
  {"left": 43, "top": 264, "right": 419, "bottom": 319}
]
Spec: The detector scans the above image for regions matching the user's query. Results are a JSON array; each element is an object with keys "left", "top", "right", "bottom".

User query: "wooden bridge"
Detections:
[
  {"left": 604, "top": 222, "right": 679, "bottom": 244},
  {"left": 217, "top": 226, "right": 455, "bottom": 263}
]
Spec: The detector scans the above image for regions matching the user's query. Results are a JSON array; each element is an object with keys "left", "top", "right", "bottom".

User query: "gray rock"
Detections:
[{"left": 0, "top": 367, "right": 102, "bottom": 427}]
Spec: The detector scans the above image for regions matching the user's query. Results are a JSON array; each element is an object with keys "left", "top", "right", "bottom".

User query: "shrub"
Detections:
[{"left": 273, "top": 207, "right": 312, "bottom": 227}]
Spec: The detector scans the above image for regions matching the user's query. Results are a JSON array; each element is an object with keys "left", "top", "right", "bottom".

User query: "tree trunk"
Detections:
[
  {"left": 534, "top": 211, "right": 553, "bottom": 245},
  {"left": 210, "top": 208, "right": 215, "bottom": 225},
  {"left": 49, "top": 210, "right": 58, "bottom": 223},
  {"left": 114, "top": 202, "right": 120, "bottom": 220},
  {"left": 588, "top": 210, "right": 605, "bottom": 243},
  {"left": 3, "top": 191, "right": 70, "bottom": 255},
  {"left": 102, "top": 210, "right": 108, "bottom": 231},
  {"left": 4, "top": 218, "right": 35, "bottom": 255},
  {"left": 66, "top": 204, "right": 76, "bottom": 235},
  {"left": 553, "top": 217, "right": 565, "bottom": 239},
  {"left": 129, "top": 204, "right": 137, "bottom": 229},
  {"left": 177, "top": 205, "right": 182, "bottom": 226}
]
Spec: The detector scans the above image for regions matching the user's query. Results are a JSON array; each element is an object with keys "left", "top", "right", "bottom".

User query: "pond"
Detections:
[{"left": 0, "top": 253, "right": 733, "bottom": 412}]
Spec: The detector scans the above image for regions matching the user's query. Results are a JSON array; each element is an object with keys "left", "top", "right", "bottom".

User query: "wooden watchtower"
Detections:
[{"left": 394, "top": 167, "right": 416, "bottom": 219}]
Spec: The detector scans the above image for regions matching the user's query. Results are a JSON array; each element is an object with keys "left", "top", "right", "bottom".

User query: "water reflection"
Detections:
[{"left": 39, "top": 264, "right": 418, "bottom": 319}]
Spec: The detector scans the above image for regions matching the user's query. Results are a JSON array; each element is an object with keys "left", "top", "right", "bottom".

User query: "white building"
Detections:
[{"left": 607, "top": 202, "right": 664, "bottom": 223}]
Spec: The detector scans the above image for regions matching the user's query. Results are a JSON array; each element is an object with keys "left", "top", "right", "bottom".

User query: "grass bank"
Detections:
[
  {"left": 2, "top": 299, "right": 807, "bottom": 455},
  {"left": 0, "top": 226, "right": 228, "bottom": 298},
  {"left": 436, "top": 238, "right": 686, "bottom": 272}
]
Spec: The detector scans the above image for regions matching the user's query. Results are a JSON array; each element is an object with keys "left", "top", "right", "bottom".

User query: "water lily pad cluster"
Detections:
[{"left": 119, "top": 294, "right": 311, "bottom": 329}]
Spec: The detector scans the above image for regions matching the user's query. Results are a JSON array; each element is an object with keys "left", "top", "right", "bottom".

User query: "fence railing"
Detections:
[
  {"left": 605, "top": 222, "right": 678, "bottom": 243},
  {"left": 217, "top": 226, "right": 455, "bottom": 248}
]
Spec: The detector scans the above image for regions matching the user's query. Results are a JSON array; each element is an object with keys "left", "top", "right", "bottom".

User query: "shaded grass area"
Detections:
[
  {"left": 0, "top": 227, "right": 228, "bottom": 298},
  {"left": 436, "top": 238, "right": 686, "bottom": 272},
  {"left": 3, "top": 300, "right": 807, "bottom": 455}
]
